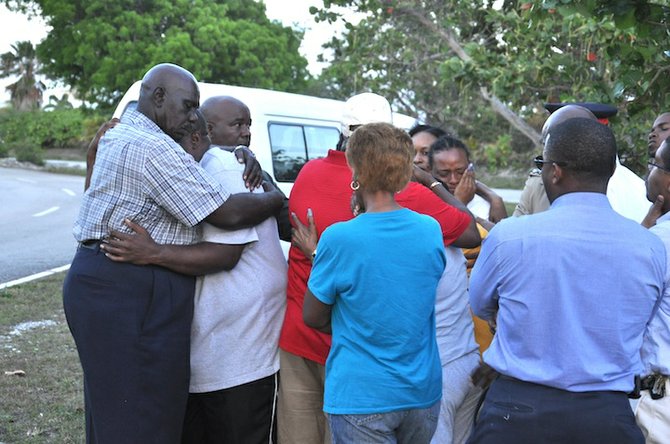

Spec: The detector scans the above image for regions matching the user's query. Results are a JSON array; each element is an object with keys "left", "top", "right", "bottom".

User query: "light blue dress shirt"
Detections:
[
  {"left": 643, "top": 211, "right": 670, "bottom": 376},
  {"left": 470, "top": 192, "right": 665, "bottom": 392}
]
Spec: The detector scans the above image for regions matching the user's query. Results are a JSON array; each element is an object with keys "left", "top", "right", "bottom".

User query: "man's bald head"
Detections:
[
  {"left": 541, "top": 105, "right": 597, "bottom": 143},
  {"left": 200, "top": 96, "right": 246, "bottom": 118},
  {"left": 201, "top": 95, "right": 252, "bottom": 147},
  {"left": 140, "top": 63, "right": 197, "bottom": 95},
  {"left": 136, "top": 63, "right": 200, "bottom": 142}
]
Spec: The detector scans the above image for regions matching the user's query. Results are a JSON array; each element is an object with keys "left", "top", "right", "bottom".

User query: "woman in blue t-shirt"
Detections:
[{"left": 303, "top": 122, "right": 446, "bottom": 444}]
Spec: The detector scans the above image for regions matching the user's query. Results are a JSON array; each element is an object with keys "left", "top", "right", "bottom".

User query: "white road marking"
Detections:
[
  {"left": 33, "top": 206, "right": 59, "bottom": 217},
  {"left": 62, "top": 188, "right": 76, "bottom": 196},
  {"left": 0, "top": 264, "right": 71, "bottom": 290}
]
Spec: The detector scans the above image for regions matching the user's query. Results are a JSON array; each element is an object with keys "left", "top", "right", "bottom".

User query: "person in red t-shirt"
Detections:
[{"left": 276, "top": 93, "right": 480, "bottom": 444}]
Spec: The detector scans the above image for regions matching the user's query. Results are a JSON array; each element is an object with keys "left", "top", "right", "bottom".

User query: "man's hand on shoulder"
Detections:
[{"left": 233, "top": 145, "right": 263, "bottom": 190}]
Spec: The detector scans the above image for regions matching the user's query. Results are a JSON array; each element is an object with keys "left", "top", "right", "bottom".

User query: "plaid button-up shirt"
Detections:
[{"left": 73, "top": 110, "right": 228, "bottom": 245}]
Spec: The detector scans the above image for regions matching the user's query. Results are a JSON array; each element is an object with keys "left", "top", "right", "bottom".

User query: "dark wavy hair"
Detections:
[{"left": 428, "top": 135, "right": 471, "bottom": 169}]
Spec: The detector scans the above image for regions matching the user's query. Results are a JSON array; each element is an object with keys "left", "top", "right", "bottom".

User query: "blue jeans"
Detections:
[{"left": 327, "top": 401, "right": 440, "bottom": 444}]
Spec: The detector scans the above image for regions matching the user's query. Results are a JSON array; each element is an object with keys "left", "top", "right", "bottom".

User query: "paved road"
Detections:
[
  {"left": 0, "top": 164, "right": 522, "bottom": 285},
  {"left": 0, "top": 167, "right": 84, "bottom": 284}
]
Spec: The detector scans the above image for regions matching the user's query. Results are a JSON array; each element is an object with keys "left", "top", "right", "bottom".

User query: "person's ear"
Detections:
[
  {"left": 152, "top": 87, "right": 166, "bottom": 108},
  {"left": 207, "top": 122, "right": 214, "bottom": 136},
  {"left": 549, "top": 162, "right": 564, "bottom": 185},
  {"left": 186, "top": 132, "right": 199, "bottom": 153}
]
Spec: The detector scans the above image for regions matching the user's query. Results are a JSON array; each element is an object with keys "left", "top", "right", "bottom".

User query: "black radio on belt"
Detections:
[{"left": 640, "top": 374, "right": 667, "bottom": 400}]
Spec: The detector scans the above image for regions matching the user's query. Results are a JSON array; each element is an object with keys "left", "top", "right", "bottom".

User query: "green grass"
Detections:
[
  {"left": 43, "top": 148, "right": 87, "bottom": 162},
  {"left": 0, "top": 273, "right": 84, "bottom": 443},
  {"left": 476, "top": 167, "right": 528, "bottom": 190}
]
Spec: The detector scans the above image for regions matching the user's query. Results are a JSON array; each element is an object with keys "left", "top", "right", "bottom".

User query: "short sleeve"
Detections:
[
  {"left": 469, "top": 226, "right": 502, "bottom": 319},
  {"left": 307, "top": 227, "right": 340, "bottom": 306},
  {"left": 198, "top": 149, "right": 258, "bottom": 245},
  {"left": 397, "top": 183, "right": 470, "bottom": 246},
  {"left": 144, "top": 142, "right": 228, "bottom": 227}
]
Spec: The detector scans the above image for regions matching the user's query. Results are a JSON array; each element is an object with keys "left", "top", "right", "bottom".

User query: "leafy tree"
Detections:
[
  {"left": 4, "top": 0, "right": 310, "bottom": 109},
  {"left": 313, "top": 0, "right": 670, "bottom": 173},
  {"left": 0, "top": 40, "right": 45, "bottom": 111}
]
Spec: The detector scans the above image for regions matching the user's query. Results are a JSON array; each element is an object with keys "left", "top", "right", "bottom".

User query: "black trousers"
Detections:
[
  {"left": 181, "top": 372, "right": 279, "bottom": 444},
  {"left": 468, "top": 375, "right": 644, "bottom": 444},
  {"left": 63, "top": 244, "right": 195, "bottom": 444}
]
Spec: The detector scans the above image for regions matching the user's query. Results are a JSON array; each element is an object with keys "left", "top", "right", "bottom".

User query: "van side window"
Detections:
[{"left": 269, "top": 123, "right": 340, "bottom": 182}]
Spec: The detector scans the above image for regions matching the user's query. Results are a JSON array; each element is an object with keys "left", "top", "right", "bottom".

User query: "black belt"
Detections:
[{"left": 79, "top": 239, "right": 102, "bottom": 250}]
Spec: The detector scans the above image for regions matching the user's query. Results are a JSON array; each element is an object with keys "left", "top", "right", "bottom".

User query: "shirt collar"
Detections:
[
  {"left": 122, "top": 109, "right": 165, "bottom": 135},
  {"left": 657, "top": 210, "right": 670, "bottom": 224},
  {"left": 551, "top": 192, "right": 611, "bottom": 210},
  {"left": 326, "top": 149, "right": 348, "bottom": 165}
]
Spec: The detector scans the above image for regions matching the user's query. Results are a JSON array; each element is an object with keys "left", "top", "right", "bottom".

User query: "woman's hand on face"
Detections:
[{"left": 454, "top": 170, "right": 476, "bottom": 204}]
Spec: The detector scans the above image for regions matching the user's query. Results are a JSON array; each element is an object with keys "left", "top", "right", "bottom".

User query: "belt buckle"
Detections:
[{"left": 79, "top": 240, "right": 101, "bottom": 250}]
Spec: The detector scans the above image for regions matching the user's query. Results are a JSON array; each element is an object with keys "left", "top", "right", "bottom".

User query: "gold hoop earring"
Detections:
[{"left": 350, "top": 180, "right": 360, "bottom": 191}]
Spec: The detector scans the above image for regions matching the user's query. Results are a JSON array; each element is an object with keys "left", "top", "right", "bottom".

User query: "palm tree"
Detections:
[
  {"left": 1, "top": 41, "right": 45, "bottom": 111},
  {"left": 43, "top": 93, "right": 74, "bottom": 111}
]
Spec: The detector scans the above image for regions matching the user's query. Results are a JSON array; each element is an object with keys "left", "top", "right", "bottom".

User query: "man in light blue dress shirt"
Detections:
[
  {"left": 468, "top": 117, "right": 665, "bottom": 443},
  {"left": 636, "top": 137, "right": 670, "bottom": 443}
]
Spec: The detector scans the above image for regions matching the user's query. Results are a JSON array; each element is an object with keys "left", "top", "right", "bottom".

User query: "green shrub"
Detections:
[
  {"left": 0, "top": 108, "right": 106, "bottom": 165},
  {"left": 14, "top": 142, "right": 44, "bottom": 165},
  {"left": 481, "top": 134, "right": 514, "bottom": 171}
]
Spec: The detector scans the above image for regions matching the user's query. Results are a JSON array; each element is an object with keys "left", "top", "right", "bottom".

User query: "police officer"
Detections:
[{"left": 513, "top": 102, "right": 648, "bottom": 222}]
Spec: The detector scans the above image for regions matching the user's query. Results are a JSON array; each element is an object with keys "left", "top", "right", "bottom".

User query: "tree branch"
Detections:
[{"left": 394, "top": 6, "right": 541, "bottom": 148}]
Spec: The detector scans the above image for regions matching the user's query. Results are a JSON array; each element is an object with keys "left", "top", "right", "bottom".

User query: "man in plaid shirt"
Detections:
[{"left": 63, "top": 63, "right": 284, "bottom": 444}]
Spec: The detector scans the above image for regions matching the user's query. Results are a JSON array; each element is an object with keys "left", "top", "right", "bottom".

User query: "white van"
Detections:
[{"left": 113, "top": 81, "right": 417, "bottom": 196}]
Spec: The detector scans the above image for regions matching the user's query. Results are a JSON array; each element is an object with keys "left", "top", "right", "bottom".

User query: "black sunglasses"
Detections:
[
  {"left": 648, "top": 161, "right": 670, "bottom": 173},
  {"left": 534, "top": 155, "right": 567, "bottom": 170}
]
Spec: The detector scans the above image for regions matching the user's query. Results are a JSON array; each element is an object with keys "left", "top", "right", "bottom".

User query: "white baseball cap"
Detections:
[{"left": 341, "top": 92, "right": 393, "bottom": 137}]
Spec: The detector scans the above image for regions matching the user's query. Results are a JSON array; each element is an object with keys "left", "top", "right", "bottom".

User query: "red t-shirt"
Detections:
[{"left": 278, "top": 149, "right": 472, "bottom": 365}]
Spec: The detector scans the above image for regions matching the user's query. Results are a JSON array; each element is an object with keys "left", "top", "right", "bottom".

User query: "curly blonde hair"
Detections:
[{"left": 346, "top": 122, "right": 414, "bottom": 193}]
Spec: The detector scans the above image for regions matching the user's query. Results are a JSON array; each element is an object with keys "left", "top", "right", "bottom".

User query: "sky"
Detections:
[{"left": 0, "top": 0, "right": 353, "bottom": 106}]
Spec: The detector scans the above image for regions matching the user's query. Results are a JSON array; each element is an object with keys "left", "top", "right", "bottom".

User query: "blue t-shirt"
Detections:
[{"left": 308, "top": 208, "right": 446, "bottom": 414}]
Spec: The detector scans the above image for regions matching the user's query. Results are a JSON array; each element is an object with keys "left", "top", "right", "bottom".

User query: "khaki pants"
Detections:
[
  {"left": 277, "top": 349, "right": 331, "bottom": 444},
  {"left": 634, "top": 379, "right": 670, "bottom": 444}
]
